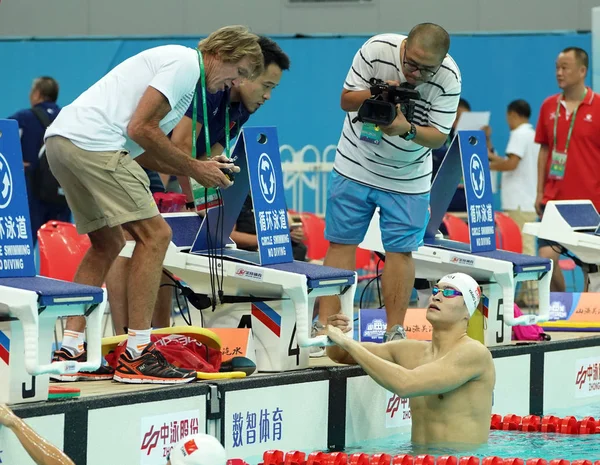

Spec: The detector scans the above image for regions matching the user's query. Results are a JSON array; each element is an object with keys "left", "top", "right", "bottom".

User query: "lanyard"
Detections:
[
  {"left": 553, "top": 88, "right": 587, "bottom": 153},
  {"left": 192, "top": 50, "right": 231, "bottom": 160}
]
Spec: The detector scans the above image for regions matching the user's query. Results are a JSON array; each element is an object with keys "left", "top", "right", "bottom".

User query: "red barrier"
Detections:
[
  {"left": 490, "top": 414, "right": 502, "bottom": 430},
  {"left": 393, "top": 455, "right": 414, "bottom": 465},
  {"left": 372, "top": 455, "right": 391, "bottom": 465},
  {"left": 572, "top": 461, "right": 593, "bottom": 465},
  {"left": 350, "top": 454, "right": 370, "bottom": 465},
  {"left": 503, "top": 459, "right": 524, "bottom": 465},
  {"left": 458, "top": 458, "right": 480, "bottom": 465},
  {"left": 482, "top": 457, "right": 503, "bottom": 465},
  {"left": 549, "top": 460, "right": 569, "bottom": 465},
  {"left": 307, "top": 452, "right": 327, "bottom": 465},
  {"left": 437, "top": 457, "right": 458, "bottom": 465},
  {"left": 541, "top": 415, "right": 560, "bottom": 433},
  {"left": 559, "top": 416, "right": 579, "bottom": 435},
  {"left": 285, "top": 452, "right": 307, "bottom": 465},
  {"left": 520, "top": 415, "right": 541, "bottom": 432},
  {"left": 415, "top": 456, "right": 435, "bottom": 465},
  {"left": 326, "top": 452, "right": 348, "bottom": 465},
  {"left": 501, "top": 415, "right": 522, "bottom": 431},
  {"left": 578, "top": 417, "right": 597, "bottom": 434},
  {"left": 264, "top": 451, "right": 285, "bottom": 465},
  {"left": 525, "top": 459, "right": 547, "bottom": 465}
]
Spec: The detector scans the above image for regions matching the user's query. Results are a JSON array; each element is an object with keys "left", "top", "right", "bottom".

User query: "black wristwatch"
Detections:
[
  {"left": 401, "top": 122, "right": 417, "bottom": 141},
  {"left": 186, "top": 201, "right": 195, "bottom": 209}
]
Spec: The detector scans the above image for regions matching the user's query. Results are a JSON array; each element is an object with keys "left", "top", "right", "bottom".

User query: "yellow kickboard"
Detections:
[{"left": 102, "top": 326, "right": 221, "bottom": 357}]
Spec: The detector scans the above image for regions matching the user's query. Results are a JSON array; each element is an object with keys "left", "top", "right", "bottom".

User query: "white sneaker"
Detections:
[{"left": 383, "top": 324, "right": 407, "bottom": 342}]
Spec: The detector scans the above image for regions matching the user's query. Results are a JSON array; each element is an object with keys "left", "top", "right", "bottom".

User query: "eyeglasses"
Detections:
[
  {"left": 402, "top": 59, "right": 439, "bottom": 79},
  {"left": 432, "top": 286, "right": 463, "bottom": 298}
]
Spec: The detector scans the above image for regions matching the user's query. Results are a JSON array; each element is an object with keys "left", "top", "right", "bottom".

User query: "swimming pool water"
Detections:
[
  {"left": 345, "top": 403, "right": 600, "bottom": 462},
  {"left": 243, "top": 403, "right": 600, "bottom": 464}
]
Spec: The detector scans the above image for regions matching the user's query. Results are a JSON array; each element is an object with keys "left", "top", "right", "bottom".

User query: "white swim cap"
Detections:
[
  {"left": 169, "top": 434, "right": 226, "bottom": 465},
  {"left": 438, "top": 273, "right": 481, "bottom": 316}
]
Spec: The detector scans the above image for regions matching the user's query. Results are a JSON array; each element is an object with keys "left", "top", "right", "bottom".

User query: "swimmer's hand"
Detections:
[
  {"left": 325, "top": 325, "right": 347, "bottom": 346},
  {"left": 327, "top": 312, "right": 352, "bottom": 333}
]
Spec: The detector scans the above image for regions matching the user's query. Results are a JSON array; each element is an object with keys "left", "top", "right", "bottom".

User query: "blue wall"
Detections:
[{"left": 0, "top": 32, "right": 592, "bottom": 212}]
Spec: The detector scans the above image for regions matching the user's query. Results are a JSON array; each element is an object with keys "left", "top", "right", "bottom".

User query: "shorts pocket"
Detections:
[{"left": 104, "top": 152, "right": 153, "bottom": 210}]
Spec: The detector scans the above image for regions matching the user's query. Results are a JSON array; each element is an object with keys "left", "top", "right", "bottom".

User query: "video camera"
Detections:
[{"left": 354, "top": 78, "right": 421, "bottom": 127}]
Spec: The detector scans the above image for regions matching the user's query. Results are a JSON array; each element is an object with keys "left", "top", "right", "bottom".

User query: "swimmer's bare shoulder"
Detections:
[{"left": 327, "top": 339, "right": 427, "bottom": 368}]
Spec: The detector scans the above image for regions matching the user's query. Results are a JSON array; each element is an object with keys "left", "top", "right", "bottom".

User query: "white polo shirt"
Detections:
[
  {"left": 501, "top": 122, "right": 539, "bottom": 212},
  {"left": 335, "top": 33, "right": 462, "bottom": 195},
  {"left": 46, "top": 45, "right": 199, "bottom": 159}
]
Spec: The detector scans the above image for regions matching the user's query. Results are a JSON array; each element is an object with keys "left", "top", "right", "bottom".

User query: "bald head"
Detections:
[{"left": 406, "top": 23, "right": 450, "bottom": 60}]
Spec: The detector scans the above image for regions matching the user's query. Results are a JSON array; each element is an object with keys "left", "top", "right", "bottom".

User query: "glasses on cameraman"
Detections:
[{"left": 402, "top": 59, "right": 439, "bottom": 79}]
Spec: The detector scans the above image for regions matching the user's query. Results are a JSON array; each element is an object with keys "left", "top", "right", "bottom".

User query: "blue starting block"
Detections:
[{"left": 0, "top": 119, "right": 107, "bottom": 404}]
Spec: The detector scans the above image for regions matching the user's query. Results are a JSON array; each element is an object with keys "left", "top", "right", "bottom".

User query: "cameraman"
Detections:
[{"left": 316, "top": 23, "right": 462, "bottom": 344}]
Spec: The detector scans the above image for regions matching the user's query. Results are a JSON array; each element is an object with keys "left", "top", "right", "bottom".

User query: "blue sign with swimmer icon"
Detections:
[
  {"left": 245, "top": 127, "right": 293, "bottom": 265},
  {"left": 0, "top": 119, "right": 36, "bottom": 277},
  {"left": 427, "top": 130, "right": 496, "bottom": 253},
  {"left": 457, "top": 130, "right": 496, "bottom": 253}
]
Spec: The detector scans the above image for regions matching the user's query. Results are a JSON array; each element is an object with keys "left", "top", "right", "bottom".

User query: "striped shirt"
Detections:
[{"left": 335, "top": 33, "right": 462, "bottom": 194}]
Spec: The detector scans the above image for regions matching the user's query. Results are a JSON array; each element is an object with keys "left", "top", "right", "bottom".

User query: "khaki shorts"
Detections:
[{"left": 45, "top": 136, "right": 159, "bottom": 234}]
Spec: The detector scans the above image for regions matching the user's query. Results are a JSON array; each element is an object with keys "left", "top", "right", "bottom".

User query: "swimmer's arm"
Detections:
[
  {"left": 127, "top": 87, "right": 195, "bottom": 176},
  {"left": 327, "top": 339, "right": 422, "bottom": 367},
  {"left": 342, "top": 340, "right": 490, "bottom": 397},
  {"left": 0, "top": 404, "right": 75, "bottom": 465}
]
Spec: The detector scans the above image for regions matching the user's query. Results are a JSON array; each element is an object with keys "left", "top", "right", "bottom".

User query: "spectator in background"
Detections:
[
  {"left": 489, "top": 99, "right": 539, "bottom": 254},
  {"left": 8, "top": 76, "right": 70, "bottom": 244},
  {"left": 431, "top": 98, "right": 470, "bottom": 213},
  {"left": 488, "top": 99, "right": 539, "bottom": 306},
  {"left": 534, "top": 47, "right": 600, "bottom": 292}
]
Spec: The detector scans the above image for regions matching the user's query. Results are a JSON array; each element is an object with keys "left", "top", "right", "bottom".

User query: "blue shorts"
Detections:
[{"left": 324, "top": 171, "right": 430, "bottom": 253}]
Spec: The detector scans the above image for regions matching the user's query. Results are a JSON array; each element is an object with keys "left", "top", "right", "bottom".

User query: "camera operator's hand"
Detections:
[
  {"left": 189, "top": 158, "right": 234, "bottom": 189},
  {"left": 380, "top": 104, "right": 411, "bottom": 137}
]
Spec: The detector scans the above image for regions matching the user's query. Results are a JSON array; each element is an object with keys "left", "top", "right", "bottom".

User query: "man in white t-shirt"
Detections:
[
  {"left": 488, "top": 99, "right": 539, "bottom": 256},
  {"left": 44, "top": 26, "right": 263, "bottom": 384},
  {"left": 489, "top": 99, "right": 539, "bottom": 306},
  {"left": 314, "top": 23, "right": 462, "bottom": 347}
]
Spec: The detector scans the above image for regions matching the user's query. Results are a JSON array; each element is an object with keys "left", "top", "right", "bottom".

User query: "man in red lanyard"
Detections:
[{"left": 534, "top": 47, "right": 600, "bottom": 291}]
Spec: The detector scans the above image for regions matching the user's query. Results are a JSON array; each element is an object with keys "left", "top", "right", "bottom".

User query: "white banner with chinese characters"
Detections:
[
  {"left": 139, "top": 410, "right": 201, "bottom": 464},
  {"left": 574, "top": 355, "right": 600, "bottom": 398},
  {"left": 87, "top": 397, "right": 206, "bottom": 465},
  {"left": 224, "top": 382, "right": 328, "bottom": 457}
]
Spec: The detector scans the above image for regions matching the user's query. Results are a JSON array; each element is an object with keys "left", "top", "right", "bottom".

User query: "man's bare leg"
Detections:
[
  {"left": 105, "top": 256, "right": 131, "bottom": 336},
  {"left": 62, "top": 226, "right": 126, "bottom": 334},
  {"left": 317, "top": 242, "right": 358, "bottom": 325},
  {"left": 122, "top": 216, "right": 172, "bottom": 335},
  {"left": 152, "top": 273, "right": 174, "bottom": 329},
  {"left": 539, "top": 245, "right": 566, "bottom": 292},
  {"left": 382, "top": 251, "right": 414, "bottom": 330}
]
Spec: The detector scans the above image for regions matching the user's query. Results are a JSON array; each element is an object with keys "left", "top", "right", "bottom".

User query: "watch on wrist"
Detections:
[
  {"left": 401, "top": 122, "right": 417, "bottom": 141},
  {"left": 186, "top": 201, "right": 195, "bottom": 209}
]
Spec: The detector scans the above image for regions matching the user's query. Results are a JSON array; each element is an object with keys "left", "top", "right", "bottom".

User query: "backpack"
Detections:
[
  {"left": 512, "top": 303, "right": 551, "bottom": 341},
  {"left": 30, "top": 106, "right": 68, "bottom": 207}
]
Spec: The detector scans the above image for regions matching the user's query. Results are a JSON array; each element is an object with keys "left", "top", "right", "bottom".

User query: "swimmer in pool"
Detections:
[
  {"left": 166, "top": 433, "right": 226, "bottom": 465},
  {"left": 0, "top": 403, "right": 75, "bottom": 465},
  {"left": 325, "top": 272, "right": 496, "bottom": 448}
]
